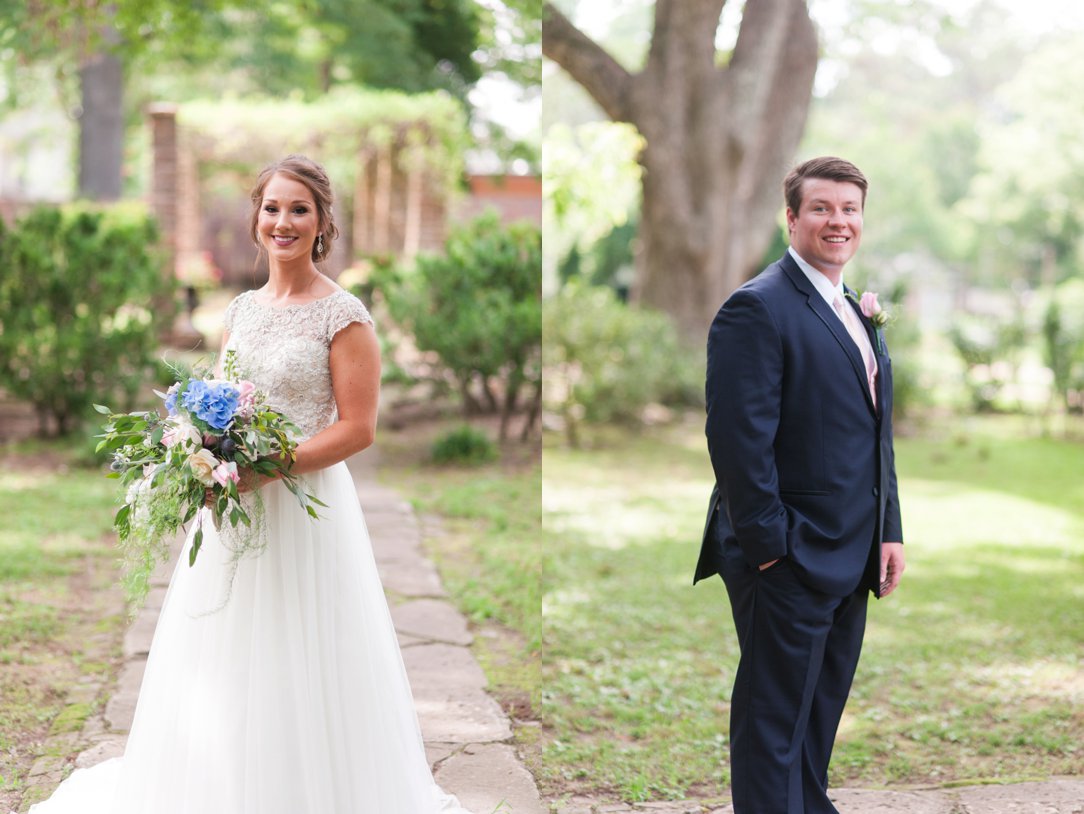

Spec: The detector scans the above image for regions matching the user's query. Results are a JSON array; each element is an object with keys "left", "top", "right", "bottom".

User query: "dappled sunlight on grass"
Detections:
[
  {"left": 903, "top": 480, "right": 1083, "bottom": 552},
  {"left": 543, "top": 415, "right": 1084, "bottom": 799}
]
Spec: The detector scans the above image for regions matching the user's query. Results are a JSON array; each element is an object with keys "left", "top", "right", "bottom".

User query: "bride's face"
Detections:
[{"left": 257, "top": 173, "right": 320, "bottom": 263}]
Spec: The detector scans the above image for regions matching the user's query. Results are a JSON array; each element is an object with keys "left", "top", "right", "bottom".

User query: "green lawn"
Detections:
[
  {"left": 0, "top": 441, "right": 127, "bottom": 811},
  {"left": 541, "top": 415, "right": 1084, "bottom": 802}
]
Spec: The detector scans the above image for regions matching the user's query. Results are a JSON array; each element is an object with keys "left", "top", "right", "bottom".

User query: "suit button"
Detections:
[{"left": 872, "top": 487, "right": 880, "bottom": 497}]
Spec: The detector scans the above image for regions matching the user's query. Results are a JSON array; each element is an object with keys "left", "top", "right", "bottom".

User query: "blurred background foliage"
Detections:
[{"left": 542, "top": 0, "right": 1084, "bottom": 439}]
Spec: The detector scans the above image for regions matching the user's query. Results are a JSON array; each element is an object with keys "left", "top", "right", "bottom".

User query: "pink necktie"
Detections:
[{"left": 833, "top": 295, "right": 878, "bottom": 407}]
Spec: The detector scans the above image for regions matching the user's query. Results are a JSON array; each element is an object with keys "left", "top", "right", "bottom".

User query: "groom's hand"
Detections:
[{"left": 880, "top": 542, "right": 905, "bottom": 597}]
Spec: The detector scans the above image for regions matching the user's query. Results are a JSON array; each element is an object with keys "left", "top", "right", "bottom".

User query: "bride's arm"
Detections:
[{"left": 287, "top": 321, "right": 381, "bottom": 476}]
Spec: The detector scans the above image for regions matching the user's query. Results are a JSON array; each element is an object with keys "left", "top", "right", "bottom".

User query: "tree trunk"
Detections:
[
  {"left": 521, "top": 378, "right": 542, "bottom": 442},
  {"left": 78, "top": 48, "right": 124, "bottom": 200},
  {"left": 543, "top": 0, "right": 818, "bottom": 341}
]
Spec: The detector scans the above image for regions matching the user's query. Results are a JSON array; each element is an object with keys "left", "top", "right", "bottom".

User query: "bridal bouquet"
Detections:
[{"left": 96, "top": 351, "right": 324, "bottom": 602}]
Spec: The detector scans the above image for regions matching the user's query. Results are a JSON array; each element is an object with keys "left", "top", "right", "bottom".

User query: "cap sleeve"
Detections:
[
  {"left": 326, "top": 291, "right": 374, "bottom": 344},
  {"left": 223, "top": 293, "right": 244, "bottom": 333}
]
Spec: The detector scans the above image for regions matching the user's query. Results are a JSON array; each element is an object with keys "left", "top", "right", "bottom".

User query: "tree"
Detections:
[
  {"left": 0, "top": 0, "right": 236, "bottom": 199},
  {"left": 1, "top": 0, "right": 485, "bottom": 199},
  {"left": 543, "top": 0, "right": 818, "bottom": 338}
]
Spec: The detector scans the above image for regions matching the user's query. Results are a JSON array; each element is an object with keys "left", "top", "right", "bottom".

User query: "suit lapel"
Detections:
[{"left": 780, "top": 258, "right": 877, "bottom": 415}]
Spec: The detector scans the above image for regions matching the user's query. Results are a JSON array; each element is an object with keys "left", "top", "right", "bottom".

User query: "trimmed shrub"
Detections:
[
  {"left": 379, "top": 213, "right": 541, "bottom": 441},
  {"left": 543, "top": 281, "right": 700, "bottom": 446},
  {"left": 431, "top": 425, "right": 498, "bottom": 466},
  {"left": 0, "top": 203, "right": 175, "bottom": 436}
]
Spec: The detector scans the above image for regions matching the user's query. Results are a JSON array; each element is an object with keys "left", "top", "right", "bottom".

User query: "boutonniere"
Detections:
[{"left": 847, "top": 290, "right": 892, "bottom": 353}]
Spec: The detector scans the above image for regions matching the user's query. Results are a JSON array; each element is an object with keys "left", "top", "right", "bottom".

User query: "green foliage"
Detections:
[
  {"left": 0, "top": 203, "right": 174, "bottom": 436},
  {"left": 1, "top": 0, "right": 482, "bottom": 96},
  {"left": 962, "top": 37, "right": 1084, "bottom": 286},
  {"left": 948, "top": 313, "right": 1028, "bottom": 412},
  {"left": 379, "top": 213, "right": 542, "bottom": 441},
  {"left": 173, "top": 0, "right": 482, "bottom": 98},
  {"left": 430, "top": 425, "right": 498, "bottom": 466},
  {"left": 542, "top": 282, "right": 701, "bottom": 446},
  {"left": 1040, "top": 279, "right": 1084, "bottom": 412},
  {"left": 543, "top": 122, "right": 642, "bottom": 294}
]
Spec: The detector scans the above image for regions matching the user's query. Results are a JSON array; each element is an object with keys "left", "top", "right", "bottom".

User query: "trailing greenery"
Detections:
[
  {"left": 542, "top": 282, "right": 701, "bottom": 446},
  {"left": 0, "top": 203, "right": 175, "bottom": 436},
  {"left": 377, "top": 213, "right": 542, "bottom": 441}
]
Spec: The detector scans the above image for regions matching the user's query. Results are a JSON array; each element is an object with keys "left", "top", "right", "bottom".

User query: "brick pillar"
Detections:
[
  {"left": 148, "top": 103, "right": 202, "bottom": 348},
  {"left": 148, "top": 103, "right": 179, "bottom": 277}
]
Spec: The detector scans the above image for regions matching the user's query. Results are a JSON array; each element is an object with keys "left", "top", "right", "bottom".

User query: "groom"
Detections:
[{"left": 696, "top": 156, "right": 904, "bottom": 814}]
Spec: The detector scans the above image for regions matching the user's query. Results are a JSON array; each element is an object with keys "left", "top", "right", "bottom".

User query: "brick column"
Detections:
[{"left": 147, "top": 103, "right": 179, "bottom": 277}]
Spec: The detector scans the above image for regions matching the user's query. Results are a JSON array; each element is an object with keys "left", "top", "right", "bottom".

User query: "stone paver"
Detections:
[
  {"left": 552, "top": 779, "right": 1084, "bottom": 814},
  {"left": 435, "top": 743, "right": 544, "bottom": 814}
]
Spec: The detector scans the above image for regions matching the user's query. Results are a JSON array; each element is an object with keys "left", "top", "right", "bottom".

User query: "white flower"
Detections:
[
  {"left": 187, "top": 448, "right": 219, "bottom": 486},
  {"left": 162, "top": 417, "right": 202, "bottom": 449}
]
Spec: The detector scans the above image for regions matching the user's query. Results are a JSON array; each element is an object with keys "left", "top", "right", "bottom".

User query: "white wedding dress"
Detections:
[{"left": 30, "top": 289, "right": 471, "bottom": 813}]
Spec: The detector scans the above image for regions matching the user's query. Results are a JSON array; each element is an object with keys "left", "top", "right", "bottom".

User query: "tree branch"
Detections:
[{"left": 542, "top": 3, "right": 634, "bottom": 123}]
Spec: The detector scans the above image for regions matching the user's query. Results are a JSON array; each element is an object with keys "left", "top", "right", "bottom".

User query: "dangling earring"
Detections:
[{"left": 317, "top": 234, "right": 324, "bottom": 255}]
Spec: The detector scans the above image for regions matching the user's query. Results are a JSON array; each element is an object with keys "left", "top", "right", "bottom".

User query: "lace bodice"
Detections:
[{"left": 223, "top": 289, "right": 373, "bottom": 440}]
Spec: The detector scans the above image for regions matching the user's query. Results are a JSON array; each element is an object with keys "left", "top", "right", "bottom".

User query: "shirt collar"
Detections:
[{"left": 788, "top": 246, "right": 845, "bottom": 308}]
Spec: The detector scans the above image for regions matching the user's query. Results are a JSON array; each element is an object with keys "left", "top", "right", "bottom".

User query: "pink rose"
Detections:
[
  {"left": 859, "top": 291, "right": 881, "bottom": 319},
  {"left": 212, "top": 461, "right": 240, "bottom": 487},
  {"left": 858, "top": 291, "right": 890, "bottom": 329},
  {"left": 236, "top": 380, "right": 257, "bottom": 419}
]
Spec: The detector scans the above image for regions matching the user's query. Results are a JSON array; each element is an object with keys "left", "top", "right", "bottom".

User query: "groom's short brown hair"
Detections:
[{"left": 784, "top": 156, "right": 868, "bottom": 215}]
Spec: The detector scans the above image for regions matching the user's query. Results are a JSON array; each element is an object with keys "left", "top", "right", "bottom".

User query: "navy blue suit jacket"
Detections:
[{"left": 696, "top": 252, "right": 903, "bottom": 597}]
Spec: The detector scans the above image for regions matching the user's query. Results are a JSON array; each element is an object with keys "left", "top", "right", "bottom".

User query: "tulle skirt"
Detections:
[{"left": 29, "top": 462, "right": 467, "bottom": 813}]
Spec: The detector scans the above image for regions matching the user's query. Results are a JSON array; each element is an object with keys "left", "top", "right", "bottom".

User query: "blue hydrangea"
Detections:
[
  {"left": 180, "top": 380, "right": 240, "bottom": 431},
  {"left": 164, "top": 388, "right": 179, "bottom": 415}
]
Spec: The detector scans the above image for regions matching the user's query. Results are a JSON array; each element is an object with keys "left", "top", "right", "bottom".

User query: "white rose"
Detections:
[{"left": 187, "top": 448, "right": 219, "bottom": 486}]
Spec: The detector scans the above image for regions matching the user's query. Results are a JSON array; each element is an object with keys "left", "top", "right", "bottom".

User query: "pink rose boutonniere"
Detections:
[{"left": 849, "top": 290, "right": 892, "bottom": 353}]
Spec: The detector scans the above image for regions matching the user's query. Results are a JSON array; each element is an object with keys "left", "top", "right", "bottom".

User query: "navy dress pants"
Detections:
[{"left": 721, "top": 559, "right": 868, "bottom": 814}]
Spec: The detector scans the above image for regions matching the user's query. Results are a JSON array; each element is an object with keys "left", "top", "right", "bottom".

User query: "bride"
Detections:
[{"left": 29, "top": 155, "right": 472, "bottom": 813}]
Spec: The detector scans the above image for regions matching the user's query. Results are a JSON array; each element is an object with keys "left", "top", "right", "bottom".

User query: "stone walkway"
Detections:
[
  {"left": 21, "top": 449, "right": 543, "bottom": 814},
  {"left": 555, "top": 778, "right": 1084, "bottom": 813}
]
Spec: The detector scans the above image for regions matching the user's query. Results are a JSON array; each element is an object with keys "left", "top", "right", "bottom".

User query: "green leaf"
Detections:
[{"left": 190, "top": 528, "right": 203, "bottom": 567}]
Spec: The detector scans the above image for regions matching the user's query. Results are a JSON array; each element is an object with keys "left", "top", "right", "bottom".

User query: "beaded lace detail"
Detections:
[{"left": 223, "top": 289, "right": 373, "bottom": 441}]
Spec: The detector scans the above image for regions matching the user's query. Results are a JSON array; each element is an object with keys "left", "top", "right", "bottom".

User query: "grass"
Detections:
[
  {"left": 375, "top": 419, "right": 542, "bottom": 764},
  {"left": 540, "top": 414, "right": 1084, "bottom": 802},
  {"left": 0, "top": 440, "right": 127, "bottom": 812}
]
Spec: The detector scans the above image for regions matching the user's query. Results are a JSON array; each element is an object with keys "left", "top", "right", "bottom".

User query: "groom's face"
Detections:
[{"left": 786, "top": 178, "right": 864, "bottom": 279}]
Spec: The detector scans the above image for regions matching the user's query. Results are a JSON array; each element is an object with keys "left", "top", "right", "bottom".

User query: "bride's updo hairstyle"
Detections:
[{"left": 249, "top": 154, "right": 340, "bottom": 264}]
